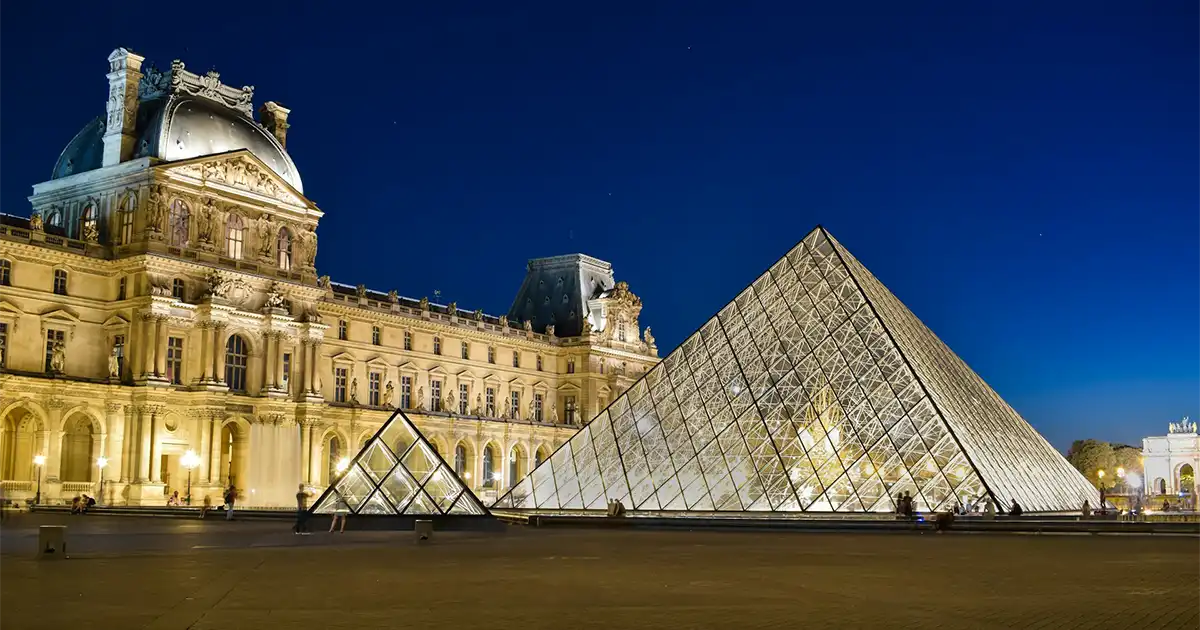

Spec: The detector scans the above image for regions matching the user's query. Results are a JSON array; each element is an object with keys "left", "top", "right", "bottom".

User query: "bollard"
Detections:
[
  {"left": 415, "top": 519, "right": 433, "bottom": 542},
  {"left": 38, "top": 525, "right": 68, "bottom": 560}
]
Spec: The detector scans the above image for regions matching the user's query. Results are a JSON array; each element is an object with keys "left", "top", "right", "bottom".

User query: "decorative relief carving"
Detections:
[
  {"left": 29, "top": 211, "right": 44, "bottom": 232},
  {"left": 170, "top": 60, "right": 255, "bottom": 116},
  {"left": 264, "top": 282, "right": 286, "bottom": 309},
  {"left": 545, "top": 324, "right": 556, "bottom": 337},
  {"left": 146, "top": 185, "right": 166, "bottom": 233},
  {"left": 82, "top": 222, "right": 99, "bottom": 243},
  {"left": 196, "top": 197, "right": 219, "bottom": 248}
]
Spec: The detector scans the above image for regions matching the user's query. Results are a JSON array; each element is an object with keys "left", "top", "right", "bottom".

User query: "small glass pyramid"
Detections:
[
  {"left": 311, "top": 409, "right": 488, "bottom": 516},
  {"left": 495, "top": 226, "right": 1101, "bottom": 515}
]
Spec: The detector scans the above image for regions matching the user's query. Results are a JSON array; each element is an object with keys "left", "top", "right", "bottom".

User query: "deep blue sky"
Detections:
[{"left": 3, "top": 3, "right": 1196, "bottom": 451}]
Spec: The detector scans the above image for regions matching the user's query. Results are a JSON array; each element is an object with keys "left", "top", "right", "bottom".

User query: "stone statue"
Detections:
[
  {"left": 207, "top": 270, "right": 231, "bottom": 299},
  {"left": 317, "top": 275, "right": 331, "bottom": 289},
  {"left": 551, "top": 401, "right": 558, "bottom": 424},
  {"left": 384, "top": 381, "right": 395, "bottom": 409},
  {"left": 108, "top": 344, "right": 121, "bottom": 378},
  {"left": 498, "top": 315, "right": 508, "bottom": 328},
  {"left": 419, "top": 296, "right": 429, "bottom": 311},
  {"left": 582, "top": 318, "right": 594, "bottom": 334},
  {"left": 356, "top": 284, "right": 367, "bottom": 299},
  {"left": 447, "top": 302, "right": 457, "bottom": 316},
  {"left": 301, "top": 226, "right": 317, "bottom": 267},
  {"left": 196, "top": 197, "right": 218, "bottom": 244},
  {"left": 81, "top": 222, "right": 99, "bottom": 243},
  {"left": 50, "top": 340, "right": 66, "bottom": 374},
  {"left": 255, "top": 214, "right": 274, "bottom": 256},
  {"left": 29, "top": 211, "right": 44, "bottom": 232},
  {"left": 527, "top": 399, "right": 536, "bottom": 421},
  {"left": 417, "top": 386, "right": 425, "bottom": 411},
  {"left": 264, "top": 282, "right": 286, "bottom": 309},
  {"left": 523, "top": 319, "right": 533, "bottom": 332},
  {"left": 350, "top": 377, "right": 359, "bottom": 404},
  {"left": 147, "top": 186, "right": 166, "bottom": 232},
  {"left": 474, "top": 393, "right": 482, "bottom": 416},
  {"left": 643, "top": 326, "right": 656, "bottom": 347},
  {"left": 388, "top": 290, "right": 399, "bottom": 304},
  {"left": 446, "top": 392, "right": 455, "bottom": 413},
  {"left": 545, "top": 324, "right": 556, "bottom": 337},
  {"left": 473, "top": 309, "right": 483, "bottom": 321}
]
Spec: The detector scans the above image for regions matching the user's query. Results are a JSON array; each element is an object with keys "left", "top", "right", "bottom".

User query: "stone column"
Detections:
[
  {"left": 198, "top": 410, "right": 213, "bottom": 483},
  {"left": 261, "top": 332, "right": 275, "bottom": 392},
  {"left": 198, "top": 324, "right": 213, "bottom": 382},
  {"left": 104, "top": 402, "right": 125, "bottom": 486},
  {"left": 309, "top": 423, "right": 324, "bottom": 485},
  {"left": 120, "top": 406, "right": 135, "bottom": 482},
  {"left": 136, "top": 405, "right": 154, "bottom": 482},
  {"left": 275, "top": 337, "right": 288, "bottom": 391},
  {"left": 208, "top": 415, "right": 223, "bottom": 485},
  {"left": 148, "top": 407, "right": 162, "bottom": 483},
  {"left": 299, "top": 420, "right": 312, "bottom": 484},
  {"left": 154, "top": 316, "right": 169, "bottom": 377},
  {"left": 45, "top": 400, "right": 65, "bottom": 483},
  {"left": 309, "top": 341, "right": 323, "bottom": 394},
  {"left": 213, "top": 324, "right": 228, "bottom": 384},
  {"left": 143, "top": 313, "right": 157, "bottom": 378}
]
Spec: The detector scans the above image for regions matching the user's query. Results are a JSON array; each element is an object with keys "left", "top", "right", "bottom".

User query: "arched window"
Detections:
[
  {"left": 508, "top": 446, "right": 524, "bottom": 487},
  {"left": 482, "top": 445, "right": 495, "bottom": 487},
  {"left": 535, "top": 447, "right": 547, "bottom": 468},
  {"left": 118, "top": 194, "right": 136, "bottom": 245},
  {"left": 327, "top": 436, "right": 342, "bottom": 483},
  {"left": 454, "top": 444, "right": 467, "bottom": 477},
  {"left": 225, "top": 334, "right": 249, "bottom": 392},
  {"left": 277, "top": 227, "right": 293, "bottom": 270},
  {"left": 225, "top": 214, "right": 245, "bottom": 260},
  {"left": 168, "top": 200, "right": 190, "bottom": 247},
  {"left": 79, "top": 203, "right": 97, "bottom": 240}
]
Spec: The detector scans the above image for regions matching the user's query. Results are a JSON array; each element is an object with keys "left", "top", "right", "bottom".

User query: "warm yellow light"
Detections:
[
  {"left": 335, "top": 457, "right": 350, "bottom": 473},
  {"left": 1116, "top": 467, "right": 1125, "bottom": 478},
  {"left": 181, "top": 450, "right": 201, "bottom": 470},
  {"left": 96, "top": 456, "right": 108, "bottom": 469},
  {"left": 33, "top": 454, "right": 46, "bottom": 466},
  {"left": 1097, "top": 469, "right": 1105, "bottom": 479}
]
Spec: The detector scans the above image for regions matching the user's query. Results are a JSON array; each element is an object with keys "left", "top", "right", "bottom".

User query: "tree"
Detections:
[{"left": 1066, "top": 439, "right": 1115, "bottom": 488}]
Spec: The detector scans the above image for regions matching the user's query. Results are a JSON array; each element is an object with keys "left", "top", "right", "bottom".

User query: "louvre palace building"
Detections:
[{"left": 0, "top": 48, "right": 659, "bottom": 507}]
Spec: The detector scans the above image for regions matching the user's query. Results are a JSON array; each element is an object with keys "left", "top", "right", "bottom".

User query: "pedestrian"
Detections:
[
  {"left": 224, "top": 484, "right": 237, "bottom": 521},
  {"left": 294, "top": 484, "right": 312, "bottom": 535},
  {"left": 329, "top": 495, "right": 349, "bottom": 533},
  {"left": 200, "top": 494, "right": 212, "bottom": 519},
  {"left": 1009, "top": 499, "right": 1023, "bottom": 517},
  {"left": 894, "top": 493, "right": 905, "bottom": 519},
  {"left": 983, "top": 496, "right": 995, "bottom": 520},
  {"left": 902, "top": 491, "right": 914, "bottom": 518},
  {"left": 1081, "top": 499, "right": 1090, "bottom": 519}
]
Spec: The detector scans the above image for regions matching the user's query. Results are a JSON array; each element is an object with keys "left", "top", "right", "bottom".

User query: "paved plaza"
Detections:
[{"left": 1, "top": 513, "right": 1197, "bottom": 629}]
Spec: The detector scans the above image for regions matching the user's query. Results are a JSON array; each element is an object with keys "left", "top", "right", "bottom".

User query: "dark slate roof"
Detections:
[{"left": 506, "top": 254, "right": 616, "bottom": 337}]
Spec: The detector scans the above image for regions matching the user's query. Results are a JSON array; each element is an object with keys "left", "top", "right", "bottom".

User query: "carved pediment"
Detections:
[
  {"left": 329, "top": 351, "right": 355, "bottom": 364},
  {"left": 102, "top": 315, "right": 131, "bottom": 329},
  {"left": 162, "top": 150, "right": 309, "bottom": 208}
]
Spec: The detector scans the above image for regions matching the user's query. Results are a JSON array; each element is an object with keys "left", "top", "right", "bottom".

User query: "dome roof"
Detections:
[{"left": 52, "top": 96, "right": 303, "bottom": 194}]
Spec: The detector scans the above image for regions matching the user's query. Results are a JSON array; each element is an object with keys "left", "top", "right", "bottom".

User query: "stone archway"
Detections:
[
  {"left": 453, "top": 440, "right": 475, "bottom": 486},
  {"left": 319, "top": 428, "right": 350, "bottom": 487},
  {"left": 508, "top": 443, "right": 527, "bottom": 487},
  {"left": 1178, "top": 464, "right": 1195, "bottom": 495},
  {"left": 0, "top": 403, "right": 46, "bottom": 482},
  {"left": 218, "top": 418, "right": 251, "bottom": 489},
  {"left": 60, "top": 412, "right": 97, "bottom": 482}
]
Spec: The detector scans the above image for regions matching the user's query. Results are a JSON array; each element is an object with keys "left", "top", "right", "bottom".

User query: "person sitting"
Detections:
[
  {"left": 82, "top": 494, "right": 96, "bottom": 513},
  {"left": 70, "top": 496, "right": 83, "bottom": 514},
  {"left": 167, "top": 490, "right": 182, "bottom": 507},
  {"left": 200, "top": 494, "right": 213, "bottom": 519},
  {"left": 1009, "top": 499, "right": 1023, "bottom": 517}
]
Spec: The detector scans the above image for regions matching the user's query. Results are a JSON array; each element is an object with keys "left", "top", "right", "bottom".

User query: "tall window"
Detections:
[
  {"left": 372, "top": 325, "right": 381, "bottom": 345},
  {"left": 79, "top": 203, "right": 96, "bottom": 240},
  {"left": 512, "top": 350, "right": 519, "bottom": 368},
  {"left": 565, "top": 396, "right": 577, "bottom": 425},
  {"left": 617, "top": 320, "right": 627, "bottom": 342},
  {"left": 458, "top": 383, "right": 469, "bottom": 414},
  {"left": 225, "top": 335, "right": 249, "bottom": 392},
  {"left": 433, "top": 337, "right": 441, "bottom": 355},
  {"left": 403, "top": 331, "right": 412, "bottom": 351},
  {"left": 118, "top": 194, "right": 135, "bottom": 245},
  {"left": 168, "top": 199, "right": 189, "bottom": 247},
  {"left": 44, "top": 329, "right": 65, "bottom": 372},
  {"left": 534, "top": 393, "right": 544, "bottom": 423},
  {"left": 487, "top": 346, "right": 495, "bottom": 363},
  {"left": 113, "top": 335, "right": 125, "bottom": 377},
  {"left": 117, "top": 276, "right": 126, "bottom": 300},
  {"left": 536, "top": 355, "right": 543, "bottom": 371},
  {"left": 461, "top": 341, "right": 469, "bottom": 359},
  {"left": 277, "top": 228, "right": 293, "bottom": 270},
  {"left": 486, "top": 387, "right": 496, "bottom": 417},
  {"left": 430, "top": 379, "right": 442, "bottom": 412},
  {"left": 369, "top": 372, "right": 381, "bottom": 407},
  {"left": 508, "top": 447, "right": 521, "bottom": 487},
  {"left": 0, "top": 323, "right": 8, "bottom": 368},
  {"left": 337, "top": 320, "right": 347, "bottom": 340},
  {"left": 172, "top": 278, "right": 186, "bottom": 301},
  {"left": 400, "top": 376, "right": 412, "bottom": 409},
  {"left": 0, "top": 259, "right": 10, "bottom": 286},
  {"left": 334, "top": 367, "right": 348, "bottom": 403},
  {"left": 282, "top": 352, "right": 291, "bottom": 392},
  {"left": 225, "top": 214, "right": 245, "bottom": 260},
  {"left": 327, "top": 437, "right": 342, "bottom": 483},
  {"left": 535, "top": 448, "right": 546, "bottom": 468},
  {"left": 53, "top": 269, "right": 68, "bottom": 295},
  {"left": 166, "top": 337, "right": 184, "bottom": 385},
  {"left": 567, "top": 357, "right": 575, "bottom": 374},
  {"left": 454, "top": 444, "right": 467, "bottom": 477},
  {"left": 482, "top": 445, "right": 495, "bottom": 487},
  {"left": 510, "top": 391, "right": 520, "bottom": 418}
]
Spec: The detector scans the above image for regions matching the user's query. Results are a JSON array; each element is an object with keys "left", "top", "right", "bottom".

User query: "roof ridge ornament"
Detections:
[{"left": 147, "top": 59, "right": 255, "bottom": 117}]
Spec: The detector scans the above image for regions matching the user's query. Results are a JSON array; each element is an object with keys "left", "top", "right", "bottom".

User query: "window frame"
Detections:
[
  {"left": 166, "top": 336, "right": 184, "bottom": 385},
  {"left": 53, "top": 269, "right": 68, "bottom": 295}
]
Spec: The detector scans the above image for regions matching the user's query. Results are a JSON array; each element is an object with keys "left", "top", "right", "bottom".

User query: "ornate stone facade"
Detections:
[
  {"left": 1142, "top": 418, "right": 1198, "bottom": 505},
  {"left": 0, "top": 48, "right": 658, "bottom": 507}
]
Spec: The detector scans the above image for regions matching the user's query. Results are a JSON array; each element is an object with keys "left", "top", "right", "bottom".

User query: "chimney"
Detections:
[
  {"left": 101, "top": 47, "right": 145, "bottom": 167},
  {"left": 260, "top": 102, "right": 291, "bottom": 148}
]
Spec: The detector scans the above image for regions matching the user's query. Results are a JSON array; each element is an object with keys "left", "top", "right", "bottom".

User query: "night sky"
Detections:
[{"left": 2, "top": 3, "right": 1196, "bottom": 451}]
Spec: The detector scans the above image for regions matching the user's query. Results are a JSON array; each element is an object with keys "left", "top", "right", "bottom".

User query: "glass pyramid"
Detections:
[
  {"left": 495, "top": 226, "right": 1100, "bottom": 515},
  {"left": 310, "top": 409, "right": 489, "bottom": 516}
]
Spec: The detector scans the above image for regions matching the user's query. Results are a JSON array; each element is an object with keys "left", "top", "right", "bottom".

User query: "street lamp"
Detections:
[
  {"left": 335, "top": 457, "right": 350, "bottom": 477},
  {"left": 96, "top": 456, "right": 108, "bottom": 505},
  {"left": 181, "top": 450, "right": 201, "bottom": 505},
  {"left": 1117, "top": 467, "right": 1126, "bottom": 494},
  {"left": 33, "top": 454, "right": 46, "bottom": 505},
  {"left": 491, "top": 471, "right": 502, "bottom": 492}
]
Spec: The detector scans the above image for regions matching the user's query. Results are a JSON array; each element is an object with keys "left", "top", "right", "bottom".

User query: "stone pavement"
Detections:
[{"left": 1, "top": 513, "right": 1196, "bottom": 629}]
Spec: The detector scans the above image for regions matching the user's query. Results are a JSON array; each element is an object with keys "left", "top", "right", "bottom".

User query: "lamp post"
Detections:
[
  {"left": 96, "top": 456, "right": 108, "bottom": 505},
  {"left": 181, "top": 450, "right": 201, "bottom": 505},
  {"left": 33, "top": 455, "right": 46, "bottom": 505}
]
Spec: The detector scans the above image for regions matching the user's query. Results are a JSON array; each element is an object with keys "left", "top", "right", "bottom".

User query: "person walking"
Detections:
[
  {"left": 1081, "top": 499, "right": 1090, "bottom": 519},
  {"left": 294, "top": 484, "right": 312, "bottom": 535},
  {"left": 224, "top": 484, "right": 237, "bottom": 521}
]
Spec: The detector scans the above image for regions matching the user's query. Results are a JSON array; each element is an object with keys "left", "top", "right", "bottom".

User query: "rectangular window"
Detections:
[
  {"left": 534, "top": 393, "right": 544, "bottom": 423},
  {"left": 0, "top": 323, "right": 8, "bottom": 368},
  {"left": 172, "top": 278, "right": 186, "bottom": 301},
  {"left": 338, "top": 320, "right": 347, "bottom": 341},
  {"left": 618, "top": 321, "right": 626, "bottom": 342},
  {"left": 117, "top": 276, "right": 126, "bottom": 300},
  {"left": 512, "top": 350, "right": 519, "bottom": 368},
  {"left": 53, "top": 269, "right": 67, "bottom": 295},
  {"left": 461, "top": 341, "right": 469, "bottom": 360},
  {"left": 459, "top": 383, "right": 469, "bottom": 414},
  {"left": 369, "top": 372, "right": 381, "bottom": 407},
  {"left": 510, "top": 391, "right": 520, "bottom": 418},
  {"left": 120, "top": 210, "right": 134, "bottom": 245},
  {"left": 282, "top": 352, "right": 291, "bottom": 392},
  {"left": 372, "top": 326, "right": 381, "bottom": 346},
  {"left": 565, "top": 396, "right": 577, "bottom": 424},
  {"left": 486, "top": 387, "right": 496, "bottom": 417},
  {"left": 334, "top": 367, "right": 348, "bottom": 403},
  {"left": 400, "top": 376, "right": 412, "bottom": 409},
  {"left": 403, "top": 331, "right": 412, "bottom": 351},
  {"left": 44, "top": 329, "right": 65, "bottom": 372},
  {"left": 567, "top": 358, "right": 576, "bottom": 374},
  {"left": 166, "top": 337, "right": 184, "bottom": 384},
  {"left": 487, "top": 346, "right": 495, "bottom": 363},
  {"left": 433, "top": 337, "right": 441, "bottom": 355},
  {"left": 0, "top": 259, "right": 10, "bottom": 286},
  {"left": 536, "top": 355, "right": 543, "bottom": 371},
  {"left": 431, "top": 379, "right": 442, "bottom": 411}
]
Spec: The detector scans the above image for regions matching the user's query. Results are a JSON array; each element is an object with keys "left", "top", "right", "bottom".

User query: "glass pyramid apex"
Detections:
[
  {"left": 311, "top": 409, "right": 489, "bottom": 517},
  {"left": 495, "top": 226, "right": 1100, "bottom": 515}
]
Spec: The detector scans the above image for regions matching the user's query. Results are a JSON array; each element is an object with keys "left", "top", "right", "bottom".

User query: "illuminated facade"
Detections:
[
  {"left": 0, "top": 48, "right": 658, "bottom": 508},
  {"left": 1142, "top": 418, "right": 1198, "bottom": 502},
  {"left": 497, "top": 227, "right": 1100, "bottom": 515}
]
